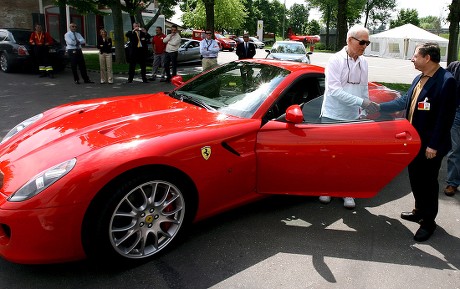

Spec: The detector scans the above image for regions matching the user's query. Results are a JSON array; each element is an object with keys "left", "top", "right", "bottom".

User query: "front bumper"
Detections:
[{"left": 0, "top": 203, "right": 87, "bottom": 264}]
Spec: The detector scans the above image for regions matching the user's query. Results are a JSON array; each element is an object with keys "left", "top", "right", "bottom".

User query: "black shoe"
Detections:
[
  {"left": 142, "top": 80, "right": 149, "bottom": 83},
  {"left": 148, "top": 77, "right": 156, "bottom": 81},
  {"left": 125, "top": 80, "right": 133, "bottom": 84},
  {"left": 84, "top": 80, "right": 94, "bottom": 84},
  {"left": 414, "top": 222, "right": 436, "bottom": 242},
  {"left": 74, "top": 80, "right": 80, "bottom": 84},
  {"left": 401, "top": 211, "right": 422, "bottom": 223},
  {"left": 39, "top": 73, "right": 47, "bottom": 78}
]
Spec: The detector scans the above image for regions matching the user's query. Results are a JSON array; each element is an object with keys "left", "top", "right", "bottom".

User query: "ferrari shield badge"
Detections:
[{"left": 201, "top": 146, "right": 211, "bottom": 160}]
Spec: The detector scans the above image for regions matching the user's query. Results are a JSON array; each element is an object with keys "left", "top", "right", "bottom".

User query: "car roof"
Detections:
[
  {"left": 274, "top": 41, "right": 304, "bottom": 45},
  {"left": 240, "top": 58, "right": 324, "bottom": 74}
]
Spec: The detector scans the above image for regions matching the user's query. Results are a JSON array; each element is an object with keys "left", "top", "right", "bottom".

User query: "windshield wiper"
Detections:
[{"left": 171, "top": 91, "right": 216, "bottom": 111}]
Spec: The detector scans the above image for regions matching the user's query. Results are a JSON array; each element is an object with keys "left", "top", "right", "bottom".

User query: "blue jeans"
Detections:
[{"left": 446, "top": 107, "right": 460, "bottom": 187}]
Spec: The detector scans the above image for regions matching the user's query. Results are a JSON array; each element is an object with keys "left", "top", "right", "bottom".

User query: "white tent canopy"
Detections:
[{"left": 365, "top": 24, "right": 448, "bottom": 61}]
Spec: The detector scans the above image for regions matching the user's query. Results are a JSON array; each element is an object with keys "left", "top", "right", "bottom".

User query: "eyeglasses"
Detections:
[
  {"left": 70, "top": 25, "right": 77, "bottom": 28},
  {"left": 346, "top": 54, "right": 362, "bottom": 84},
  {"left": 351, "top": 36, "right": 370, "bottom": 46},
  {"left": 243, "top": 36, "right": 249, "bottom": 38}
]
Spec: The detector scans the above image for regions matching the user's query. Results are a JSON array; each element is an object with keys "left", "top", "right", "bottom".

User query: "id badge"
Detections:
[{"left": 418, "top": 97, "right": 430, "bottom": 111}]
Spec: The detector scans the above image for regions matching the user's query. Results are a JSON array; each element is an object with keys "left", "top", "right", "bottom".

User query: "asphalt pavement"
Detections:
[{"left": 0, "top": 53, "right": 458, "bottom": 289}]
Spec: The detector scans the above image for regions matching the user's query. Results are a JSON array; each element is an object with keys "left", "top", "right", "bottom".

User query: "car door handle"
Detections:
[{"left": 395, "top": 131, "right": 412, "bottom": 140}]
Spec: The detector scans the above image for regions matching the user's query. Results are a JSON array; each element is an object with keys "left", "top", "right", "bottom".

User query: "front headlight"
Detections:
[
  {"left": 8, "top": 158, "right": 77, "bottom": 202},
  {"left": 1, "top": 113, "right": 43, "bottom": 144}
]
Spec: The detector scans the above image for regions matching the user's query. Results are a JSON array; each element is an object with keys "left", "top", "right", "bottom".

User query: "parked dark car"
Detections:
[{"left": 0, "top": 28, "right": 69, "bottom": 73}]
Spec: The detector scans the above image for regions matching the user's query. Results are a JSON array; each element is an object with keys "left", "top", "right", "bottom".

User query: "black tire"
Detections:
[
  {"left": 82, "top": 170, "right": 195, "bottom": 264},
  {"left": 0, "top": 53, "right": 13, "bottom": 73}
]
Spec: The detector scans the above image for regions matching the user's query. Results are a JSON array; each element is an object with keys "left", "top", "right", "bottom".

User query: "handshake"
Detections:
[{"left": 362, "top": 99, "right": 380, "bottom": 114}]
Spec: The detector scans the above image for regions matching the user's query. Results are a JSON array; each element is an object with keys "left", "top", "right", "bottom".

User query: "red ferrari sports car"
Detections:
[{"left": 0, "top": 59, "right": 420, "bottom": 264}]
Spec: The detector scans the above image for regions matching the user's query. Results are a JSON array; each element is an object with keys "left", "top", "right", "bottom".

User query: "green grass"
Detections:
[{"left": 380, "top": 82, "right": 411, "bottom": 93}]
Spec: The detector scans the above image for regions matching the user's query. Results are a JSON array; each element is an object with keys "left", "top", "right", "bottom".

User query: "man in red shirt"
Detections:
[
  {"left": 150, "top": 26, "right": 167, "bottom": 81},
  {"left": 29, "top": 24, "right": 54, "bottom": 77}
]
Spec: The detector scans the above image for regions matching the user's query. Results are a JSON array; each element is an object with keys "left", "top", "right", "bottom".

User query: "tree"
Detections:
[
  {"left": 181, "top": 0, "right": 247, "bottom": 32},
  {"left": 390, "top": 8, "right": 420, "bottom": 28},
  {"left": 288, "top": 3, "right": 309, "bottom": 35},
  {"left": 362, "top": 0, "right": 396, "bottom": 30},
  {"left": 308, "top": 0, "right": 337, "bottom": 49},
  {"left": 336, "top": 0, "right": 348, "bottom": 48},
  {"left": 306, "top": 19, "right": 321, "bottom": 35},
  {"left": 53, "top": 0, "right": 176, "bottom": 64},
  {"left": 447, "top": 0, "right": 460, "bottom": 64},
  {"left": 420, "top": 16, "right": 442, "bottom": 32}
]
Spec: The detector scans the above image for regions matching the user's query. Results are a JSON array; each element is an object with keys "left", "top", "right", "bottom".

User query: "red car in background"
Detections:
[
  {"left": 192, "top": 29, "right": 236, "bottom": 51},
  {"left": 0, "top": 59, "right": 419, "bottom": 264},
  {"left": 287, "top": 27, "right": 320, "bottom": 44}
]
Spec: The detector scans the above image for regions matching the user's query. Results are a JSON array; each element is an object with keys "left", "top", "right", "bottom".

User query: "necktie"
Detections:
[
  {"left": 73, "top": 32, "right": 80, "bottom": 48},
  {"left": 408, "top": 75, "right": 429, "bottom": 123},
  {"left": 136, "top": 31, "right": 141, "bottom": 48}
]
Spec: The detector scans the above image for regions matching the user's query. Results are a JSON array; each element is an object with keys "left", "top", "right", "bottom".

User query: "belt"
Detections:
[{"left": 204, "top": 57, "right": 217, "bottom": 59}]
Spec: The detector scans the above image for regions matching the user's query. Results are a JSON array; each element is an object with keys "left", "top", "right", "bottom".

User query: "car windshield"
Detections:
[
  {"left": 174, "top": 62, "right": 289, "bottom": 118},
  {"left": 271, "top": 43, "right": 306, "bottom": 54},
  {"left": 215, "top": 34, "right": 224, "bottom": 39}
]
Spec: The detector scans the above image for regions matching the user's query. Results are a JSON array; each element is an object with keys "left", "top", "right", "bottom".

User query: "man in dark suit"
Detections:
[
  {"left": 377, "top": 42, "right": 457, "bottom": 242},
  {"left": 236, "top": 34, "right": 256, "bottom": 60},
  {"left": 125, "top": 23, "right": 151, "bottom": 83}
]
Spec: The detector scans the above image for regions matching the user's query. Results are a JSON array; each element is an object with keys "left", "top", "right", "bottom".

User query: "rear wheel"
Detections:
[
  {"left": 82, "top": 171, "right": 194, "bottom": 263},
  {"left": 0, "top": 53, "right": 12, "bottom": 73}
]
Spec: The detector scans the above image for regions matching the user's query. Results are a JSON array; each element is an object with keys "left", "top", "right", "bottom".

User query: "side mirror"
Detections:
[
  {"left": 171, "top": 75, "right": 184, "bottom": 87},
  {"left": 285, "top": 105, "right": 303, "bottom": 124}
]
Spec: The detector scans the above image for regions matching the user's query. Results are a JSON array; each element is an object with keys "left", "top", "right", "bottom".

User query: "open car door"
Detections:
[{"left": 256, "top": 97, "right": 420, "bottom": 198}]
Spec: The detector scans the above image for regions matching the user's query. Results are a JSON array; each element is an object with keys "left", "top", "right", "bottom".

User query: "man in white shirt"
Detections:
[
  {"left": 161, "top": 24, "right": 182, "bottom": 82},
  {"left": 64, "top": 23, "right": 94, "bottom": 84},
  {"left": 319, "top": 24, "right": 376, "bottom": 208},
  {"left": 199, "top": 30, "right": 220, "bottom": 71}
]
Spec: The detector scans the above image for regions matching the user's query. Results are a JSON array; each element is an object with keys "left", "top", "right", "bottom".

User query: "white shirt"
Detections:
[
  {"left": 64, "top": 31, "right": 86, "bottom": 50},
  {"left": 163, "top": 32, "right": 182, "bottom": 53},
  {"left": 199, "top": 38, "right": 220, "bottom": 58},
  {"left": 321, "top": 46, "right": 369, "bottom": 120}
]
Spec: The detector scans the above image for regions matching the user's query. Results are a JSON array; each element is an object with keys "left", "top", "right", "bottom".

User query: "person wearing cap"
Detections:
[{"left": 199, "top": 30, "right": 220, "bottom": 71}]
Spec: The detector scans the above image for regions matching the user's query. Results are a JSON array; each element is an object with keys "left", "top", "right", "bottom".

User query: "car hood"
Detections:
[
  {"left": 269, "top": 53, "right": 307, "bottom": 62},
  {"left": 0, "top": 92, "right": 246, "bottom": 164}
]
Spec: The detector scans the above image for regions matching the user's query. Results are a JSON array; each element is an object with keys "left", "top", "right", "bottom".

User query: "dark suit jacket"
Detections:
[
  {"left": 125, "top": 29, "right": 150, "bottom": 58},
  {"left": 236, "top": 41, "right": 256, "bottom": 60},
  {"left": 380, "top": 67, "right": 457, "bottom": 155}
]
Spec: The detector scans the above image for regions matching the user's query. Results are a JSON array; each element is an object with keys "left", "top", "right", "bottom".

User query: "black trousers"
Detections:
[
  {"left": 33, "top": 45, "right": 51, "bottom": 70},
  {"left": 68, "top": 49, "right": 89, "bottom": 82},
  {"left": 128, "top": 48, "right": 147, "bottom": 82},
  {"left": 164, "top": 51, "right": 178, "bottom": 80},
  {"left": 407, "top": 149, "right": 444, "bottom": 224}
]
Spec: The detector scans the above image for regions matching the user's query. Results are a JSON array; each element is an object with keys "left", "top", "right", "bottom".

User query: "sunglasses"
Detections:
[{"left": 351, "top": 36, "right": 370, "bottom": 46}]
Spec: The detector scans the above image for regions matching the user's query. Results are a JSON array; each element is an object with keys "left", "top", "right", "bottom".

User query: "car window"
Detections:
[
  {"left": 9, "top": 30, "right": 31, "bottom": 44},
  {"left": 175, "top": 62, "right": 290, "bottom": 118},
  {"left": 264, "top": 75, "right": 325, "bottom": 121},
  {"left": 0, "top": 31, "right": 7, "bottom": 41},
  {"left": 271, "top": 43, "right": 306, "bottom": 54}
]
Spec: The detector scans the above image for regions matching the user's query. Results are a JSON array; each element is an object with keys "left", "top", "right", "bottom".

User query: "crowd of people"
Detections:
[{"left": 28, "top": 23, "right": 459, "bottom": 243}]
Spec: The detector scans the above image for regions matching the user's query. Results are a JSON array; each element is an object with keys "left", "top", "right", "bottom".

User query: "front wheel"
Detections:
[{"left": 82, "top": 171, "right": 194, "bottom": 263}]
